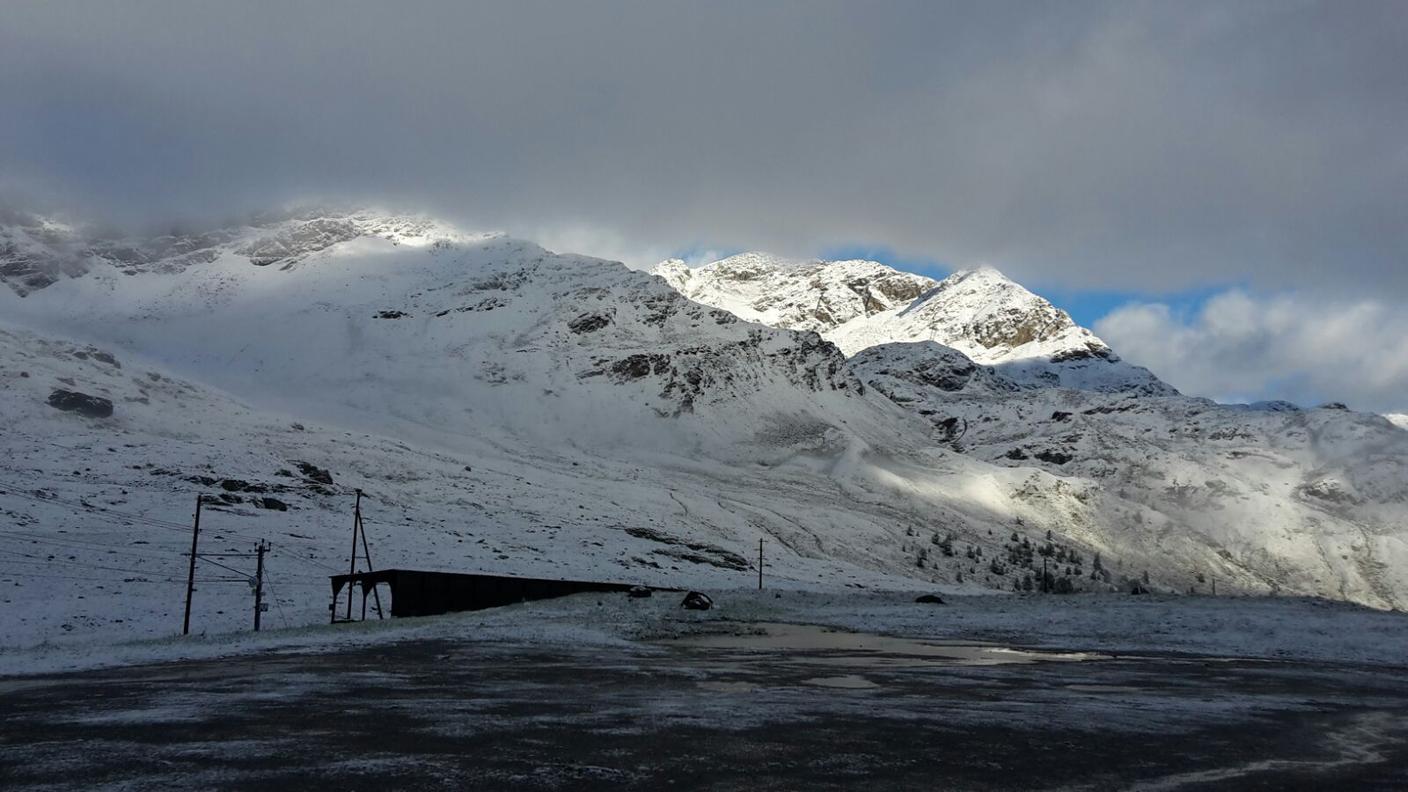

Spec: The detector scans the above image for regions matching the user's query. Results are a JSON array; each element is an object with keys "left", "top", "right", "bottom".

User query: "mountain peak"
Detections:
[
  {"left": 653, "top": 251, "right": 1174, "bottom": 395},
  {"left": 653, "top": 252, "right": 934, "bottom": 335}
]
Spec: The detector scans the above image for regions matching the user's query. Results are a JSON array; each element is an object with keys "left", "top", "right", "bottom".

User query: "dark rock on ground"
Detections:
[
  {"left": 294, "top": 461, "right": 334, "bottom": 485},
  {"left": 680, "top": 591, "right": 713, "bottom": 610},
  {"left": 611, "top": 354, "right": 669, "bottom": 380},
  {"left": 46, "top": 389, "right": 113, "bottom": 418},
  {"left": 257, "top": 497, "right": 289, "bottom": 511},
  {"left": 628, "top": 586, "right": 652, "bottom": 599},
  {"left": 1034, "top": 449, "right": 1073, "bottom": 465},
  {"left": 914, "top": 593, "right": 946, "bottom": 604},
  {"left": 568, "top": 313, "right": 611, "bottom": 334}
]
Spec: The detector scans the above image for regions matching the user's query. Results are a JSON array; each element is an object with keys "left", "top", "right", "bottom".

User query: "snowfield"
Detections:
[{"left": 1, "top": 208, "right": 1407, "bottom": 664}]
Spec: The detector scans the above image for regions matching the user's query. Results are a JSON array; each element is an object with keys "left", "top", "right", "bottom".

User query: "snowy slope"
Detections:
[
  {"left": 656, "top": 253, "right": 1408, "bottom": 609},
  {"left": 1387, "top": 413, "right": 1408, "bottom": 431},
  {"left": 851, "top": 342, "right": 1408, "bottom": 608},
  {"left": 654, "top": 256, "right": 1172, "bottom": 394}
]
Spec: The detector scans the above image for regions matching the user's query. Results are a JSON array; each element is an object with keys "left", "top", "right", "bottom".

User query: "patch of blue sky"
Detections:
[
  {"left": 1036, "top": 283, "right": 1236, "bottom": 329},
  {"left": 826, "top": 243, "right": 1244, "bottom": 328}
]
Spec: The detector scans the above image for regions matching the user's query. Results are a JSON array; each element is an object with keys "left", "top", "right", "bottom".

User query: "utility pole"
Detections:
[
  {"left": 358, "top": 496, "right": 383, "bottom": 620},
  {"left": 341, "top": 489, "right": 384, "bottom": 621},
  {"left": 758, "top": 538, "right": 764, "bottom": 591},
  {"left": 253, "top": 540, "right": 268, "bottom": 632},
  {"left": 346, "top": 490, "right": 360, "bottom": 621},
  {"left": 182, "top": 494, "right": 202, "bottom": 636}
]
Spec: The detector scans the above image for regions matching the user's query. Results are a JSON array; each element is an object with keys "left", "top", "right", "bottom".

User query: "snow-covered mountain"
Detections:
[
  {"left": 656, "top": 253, "right": 1408, "bottom": 610},
  {"left": 1, "top": 209, "right": 1135, "bottom": 646},
  {"left": 851, "top": 342, "right": 1408, "bottom": 607},
  {"left": 654, "top": 254, "right": 1172, "bottom": 394},
  {"left": 3, "top": 209, "right": 1407, "bottom": 651}
]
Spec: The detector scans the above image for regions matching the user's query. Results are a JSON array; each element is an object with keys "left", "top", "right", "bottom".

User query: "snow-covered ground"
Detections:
[{"left": 6, "top": 589, "right": 1408, "bottom": 678}]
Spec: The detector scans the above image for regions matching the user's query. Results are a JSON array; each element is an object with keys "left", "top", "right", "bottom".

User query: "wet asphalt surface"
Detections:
[{"left": 2, "top": 627, "right": 1408, "bottom": 791}]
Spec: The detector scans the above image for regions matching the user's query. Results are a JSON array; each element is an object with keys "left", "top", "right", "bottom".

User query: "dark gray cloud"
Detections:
[{"left": 1, "top": 1, "right": 1404, "bottom": 294}]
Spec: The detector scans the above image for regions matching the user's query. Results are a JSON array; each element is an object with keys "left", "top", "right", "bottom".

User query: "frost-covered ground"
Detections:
[
  {"left": 6, "top": 589, "right": 1408, "bottom": 677},
  {"left": 6, "top": 590, "right": 1408, "bottom": 790}
]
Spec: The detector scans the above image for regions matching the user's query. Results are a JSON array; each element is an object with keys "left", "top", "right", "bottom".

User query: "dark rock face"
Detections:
[
  {"left": 568, "top": 313, "right": 611, "bottom": 334},
  {"left": 1034, "top": 449, "right": 1073, "bottom": 465},
  {"left": 914, "top": 593, "right": 946, "bottom": 604},
  {"left": 46, "top": 389, "right": 113, "bottom": 418},
  {"left": 1050, "top": 344, "right": 1113, "bottom": 363},
  {"left": 257, "top": 497, "right": 289, "bottom": 511},
  {"left": 611, "top": 354, "right": 669, "bottom": 380},
  {"left": 680, "top": 591, "right": 713, "bottom": 610},
  {"left": 239, "top": 218, "right": 363, "bottom": 266},
  {"left": 627, "top": 585, "right": 652, "bottom": 599},
  {"left": 294, "top": 461, "right": 334, "bottom": 485},
  {"left": 375, "top": 310, "right": 408, "bottom": 319}
]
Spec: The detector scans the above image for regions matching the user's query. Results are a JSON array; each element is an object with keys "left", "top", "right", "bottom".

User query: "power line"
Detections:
[
  {"left": 0, "top": 480, "right": 194, "bottom": 533},
  {"left": 0, "top": 569, "right": 185, "bottom": 584},
  {"left": 0, "top": 549, "right": 181, "bottom": 578},
  {"left": 0, "top": 530, "right": 188, "bottom": 560},
  {"left": 195, "top": 555, "right": 255, "bottom": 580},
  {"left": 0, "top": 474, "right": 203, "bottom": 530},
  {"left": 0, "top": 476, "right": 293, "bottom": 550},
  {"left": 263, "top": 568, "right": 292, "bottom": 629}
]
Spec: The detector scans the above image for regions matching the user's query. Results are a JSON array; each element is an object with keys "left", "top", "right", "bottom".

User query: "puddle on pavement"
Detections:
[
  {"left": 801, "top": 675, "right": 881, "bottom": 689},
  {"left": 664, "top": 623, "right": 1107, "bottom": 667},
  {"left": 1063, "top": 684, "right": 1145, "bottom": 693}
]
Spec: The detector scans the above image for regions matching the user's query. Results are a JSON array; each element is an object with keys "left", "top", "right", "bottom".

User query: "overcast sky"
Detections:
[{"left": 1, "top": 1, "right": 1405, "bottom": 411}]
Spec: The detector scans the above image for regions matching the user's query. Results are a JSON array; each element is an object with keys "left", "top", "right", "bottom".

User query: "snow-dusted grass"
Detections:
[{"left": 5, "top": 589, "right": 1407, "bottom": 678}]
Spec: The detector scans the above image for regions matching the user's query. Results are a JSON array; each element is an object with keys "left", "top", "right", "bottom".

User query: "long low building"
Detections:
[{"left": 329, "top": 569, "right": 656, "bottom": 621}]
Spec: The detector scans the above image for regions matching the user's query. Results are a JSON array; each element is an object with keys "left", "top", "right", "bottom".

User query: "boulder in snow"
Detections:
[{"left": 45, "top": 389, "right": 113, "bottom": 418}]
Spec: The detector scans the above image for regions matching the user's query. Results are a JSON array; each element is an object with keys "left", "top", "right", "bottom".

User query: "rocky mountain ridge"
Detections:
[{"left": 653, "top": 254, "right": 1172, "bottom": 394}]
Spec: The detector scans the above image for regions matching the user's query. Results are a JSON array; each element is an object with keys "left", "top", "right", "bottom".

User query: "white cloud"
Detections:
[{"left": 1095, "top": 290, "right": 1408, "bottom": 413}]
